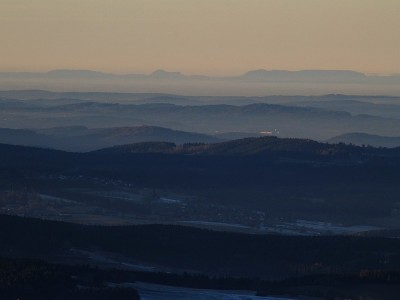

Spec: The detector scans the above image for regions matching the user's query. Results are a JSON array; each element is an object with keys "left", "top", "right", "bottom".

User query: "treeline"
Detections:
[
  {"left": 0, "top": 258, "right": 140, "bottom": 300},
  {"left": 98, "top": 136, "right": 400, "bottom": 157}
]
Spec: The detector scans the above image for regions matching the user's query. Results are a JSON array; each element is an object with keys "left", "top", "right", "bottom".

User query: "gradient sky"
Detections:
[{"left": 1, "top": 0, "right": 399, "bottom": 75}]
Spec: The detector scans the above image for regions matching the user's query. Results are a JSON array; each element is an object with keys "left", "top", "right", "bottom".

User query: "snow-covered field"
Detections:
[
  {"left": 263, "top": 219, "right": 380, "bottom": 236},
  {"left": 179, "top": 219, "right": 380, "bottom": 236},
  {"left": 179, "top": 220, "right": 251, "bottom": 230},
  {"left": 117, "top": 282, "right": 295, "bottom": 300}
]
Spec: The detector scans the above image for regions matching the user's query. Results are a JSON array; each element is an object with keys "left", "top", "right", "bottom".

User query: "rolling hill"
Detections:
[
  {"left": 0, "top": 126, "right": 220, "bottom": 152},
  {"left": 0, "top": 136, "right": 399, "bottom": 227}
]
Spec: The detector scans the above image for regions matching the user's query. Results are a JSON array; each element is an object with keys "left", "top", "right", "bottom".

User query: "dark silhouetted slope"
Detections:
[{"left": 328, "top": 133, "right": 400, "bottom": 148}]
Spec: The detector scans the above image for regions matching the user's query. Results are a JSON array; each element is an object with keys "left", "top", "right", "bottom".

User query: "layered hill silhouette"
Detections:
[
  {"left": 0, "top": 126, "right": 220, "bottom": 152},
  {"left": 286, "top": 98, "right": 400, "bottom": 119},
  {"left": 1, "top": 96, "right": 400, "bottom": 140}
]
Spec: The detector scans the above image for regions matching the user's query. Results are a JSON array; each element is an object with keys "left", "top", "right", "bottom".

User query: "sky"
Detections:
[{"left": 1, "top": 0, "right": 399, "bottom": 76}]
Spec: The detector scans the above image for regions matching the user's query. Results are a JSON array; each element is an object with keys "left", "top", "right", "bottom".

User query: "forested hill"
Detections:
[
  {"left": 94, "top": 136, "right": 400, "bottom": 158},
  {"left": 0, "top": 136, "right": 399, "bottom": 170}
]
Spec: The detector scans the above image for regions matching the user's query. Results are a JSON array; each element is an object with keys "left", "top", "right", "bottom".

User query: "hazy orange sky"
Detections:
[{"left": 1, "top": 0, "right": 399, "bottom": 75}]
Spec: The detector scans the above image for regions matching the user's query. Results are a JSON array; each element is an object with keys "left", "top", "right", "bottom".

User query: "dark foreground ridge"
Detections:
[
  {"left": 0, "top": 136, "right": 400, "bottom": 299},
  {"left": 1, "top": 214, "right": 400, "bottom": 279},
  {"left": 1, "top": 215, "right": 400, "bottom": 299}
]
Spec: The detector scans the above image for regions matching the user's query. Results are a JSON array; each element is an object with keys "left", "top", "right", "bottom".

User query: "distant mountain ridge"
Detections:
[
  {"left": 2, "top": 69, "right": 400, "bottom": 83},
  {"left": 2, "top": 68, "right": 400, "bottom": 96}
]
